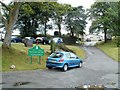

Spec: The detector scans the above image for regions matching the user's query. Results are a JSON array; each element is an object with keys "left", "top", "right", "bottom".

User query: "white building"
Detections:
[
  {"left": 0, "top": 30, "right": 5, "bottom": 40},
  {"left": 84, "top": 34, "right": 103, "bottom": 41}
]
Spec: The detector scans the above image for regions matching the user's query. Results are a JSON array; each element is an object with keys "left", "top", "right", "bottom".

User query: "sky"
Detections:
[
  {"left": 0, "top": 0, "right": 95, "bottom": 35},
  {"left": 56, "top": 0, "right": 95, "bottom": 35},
  {"left": 58, "top": 0, "right": 95, "bottom": 8}
]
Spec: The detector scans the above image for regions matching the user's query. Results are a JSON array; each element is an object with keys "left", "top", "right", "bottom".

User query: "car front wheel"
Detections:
[
  {"left": 63, "top": 64, "right": 68, "bottom": 72},
  {"left": 78, "top": 62, "right": 82, "bottom": 68}
]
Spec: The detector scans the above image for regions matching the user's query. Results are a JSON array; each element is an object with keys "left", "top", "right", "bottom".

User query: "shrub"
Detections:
[
  {"left": 50, "top": 40, "right": 56, "bottom": 53},
  {"left": 56, "top": 43, "right": 75, "bottom": 54}
]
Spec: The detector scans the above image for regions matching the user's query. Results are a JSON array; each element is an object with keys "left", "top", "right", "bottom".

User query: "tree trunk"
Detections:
[
  {"left": 58, "top": 24, "right": 61, "bottom": 37},
  {"left": 44, "top": 22, "right": 47, "bottom": 37},
  {"left": 70, "top": 26, "right": 74, "bottom": 37},
  {"left": 2, "top": 2, "right": 21, "bottom": 48},
  {"left": 57, "top": 17, "right": 61, "bottom": 37},
  {"left": 104, "top": 27, "right": 107, "bottom": 43},
  {"left": 2, "top": 25, "right": 13, "bottom": 47},
  {"left": 71, "top": 30, "right": 74, "bottom": 37}
]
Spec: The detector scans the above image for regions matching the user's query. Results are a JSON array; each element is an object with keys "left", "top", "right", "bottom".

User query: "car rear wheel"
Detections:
[
  {"left": 78, "top": 62, "right": 82, "bottom": 68},
  {"left": 63, "top": 64, "right": 68, "bottom": 72},
  {"left": 47, "top": 67, "right": 52, "bottom": 69},
  {"left": 13, "top": 40, "right": 16, "bottom": 43},
  {"left": 43, "top": 42, "right": 46, "bottom": 45}
]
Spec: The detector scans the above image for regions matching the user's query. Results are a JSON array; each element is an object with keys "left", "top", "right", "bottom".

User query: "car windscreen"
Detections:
[{"left": 49, "top": 52, "right": 63, "bottom": 58}]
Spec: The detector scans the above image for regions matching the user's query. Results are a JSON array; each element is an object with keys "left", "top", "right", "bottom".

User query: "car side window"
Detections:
[
  {"left": 65, "top": 53, "right": 71, "bottom": 59},
  {"left": 70, "top": 53, "right": 76, "bottom": 59}
]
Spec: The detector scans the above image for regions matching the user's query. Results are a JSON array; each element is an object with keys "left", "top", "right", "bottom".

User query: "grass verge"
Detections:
[
  {"left": 2, "top": 43, "right": 50, "bottom": 72},
  {"left": 66, "top": 45, "right": 86, "bottom": 60},
  {"left": 96, "top": 40, "right": 119, "bottom": 62}
]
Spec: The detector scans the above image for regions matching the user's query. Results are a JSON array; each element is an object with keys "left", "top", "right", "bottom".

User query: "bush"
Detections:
[
  {"left": 113, "top": 36, "right": 120, "bottom": 47},
  {"left": 50, "top": 41, "right": 75, "bottom": 54},
  {"left": 56, "top": 43, "right": 75, "bottom": 54},
  {"left": 50, "top": 40, "right": 56, "bottom": 53}
]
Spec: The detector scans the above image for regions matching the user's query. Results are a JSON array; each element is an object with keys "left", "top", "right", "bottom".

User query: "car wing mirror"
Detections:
[{"left": 76, "top": 57, "right": 79, "bottom": 59}]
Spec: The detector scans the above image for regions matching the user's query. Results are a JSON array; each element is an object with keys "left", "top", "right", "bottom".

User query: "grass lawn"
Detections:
[
  {"left": 97, "top": 41, "right": 119, "bottom": 62},
  {"left": 2, "top": 43, "right": 50, "bottom": 72},
  {"left": 1, "top": 43, "right": 85, "bottom": 72},
  {"left": 66, "top": 45, "right": 86, "bottom": 60}
]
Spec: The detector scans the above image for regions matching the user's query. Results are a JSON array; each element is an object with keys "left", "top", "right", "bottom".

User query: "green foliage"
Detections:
[
  {"left": 16, "top": 2, "right": 70, "bottom": 37},
  {"left": 50, "top": 41, "right": 76, "bottom": 54},
  {"left": 114, "top": 36, "right": 120, "bottom": 47},
  {"left": 16, "top": 3, "right": 37, "bottom": 37},
  {"left": 52, "top": 3, "right": 72, "bottom": 37},
  {"left": 65, "top": 6, "right": 87, "bottom": 37},
  {"left": 16, "top": 2, "right": 55, "bottom": 37},
  {"left": 88, "top": 2, "right": 119, "bottom": 43},
  {"left": 56, "top": 43, "right": 75, "bottom": 54},
  {"left": 50, "top": 40, "right": 56, "bottom": 53}
]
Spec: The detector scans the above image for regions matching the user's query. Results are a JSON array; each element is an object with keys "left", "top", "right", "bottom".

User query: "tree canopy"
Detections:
[
  {"left": 65, "top": 6, "right": 87, "bottom": 37},
  {"left": 88, "top": 2, "right": 119, "bottom": 44}
]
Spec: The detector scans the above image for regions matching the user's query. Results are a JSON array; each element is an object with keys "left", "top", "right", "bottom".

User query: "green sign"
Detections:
[
  {"left": 28, "top": 46, "right": 44, "bottom": 64},
  {"left": 28, "top": 46, "right": 44, "bottom": 56}
]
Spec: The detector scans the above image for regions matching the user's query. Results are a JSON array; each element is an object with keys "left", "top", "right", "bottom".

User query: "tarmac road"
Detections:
[{"left": 1, "top": 46, "right": 119, "bottom": 89}]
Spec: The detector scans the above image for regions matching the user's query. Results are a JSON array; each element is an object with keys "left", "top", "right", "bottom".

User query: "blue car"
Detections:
[
  {"left": 11, "top": 36, "right": 22, "bottom": 43},
  {"left": 46, "top": 51, "right": 83, "bottom": 71}
]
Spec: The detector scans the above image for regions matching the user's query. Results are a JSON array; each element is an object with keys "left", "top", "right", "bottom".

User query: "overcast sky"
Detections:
[
  {"left": 58, "top": 0, "right": 94, "bottom": 8},
  {"left": 0, "top": 0, "right": 95, "bottom": 35},
  {"left": 56, "top": 0, "right": 95, "bottom": 35}
]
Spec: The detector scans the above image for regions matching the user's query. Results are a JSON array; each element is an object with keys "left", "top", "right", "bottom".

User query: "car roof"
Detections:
[
  {"left": 25, "top": 37, "right": 34, "bottom": 39},
  {"left": 55, "top": 51, "right": 71, "bottom": 54},
  {"left": 53, "top": 37, "right": 62, "bottom": 39},
  {"left": 36, "top": 37, "right": 43, "bottom": 39}
]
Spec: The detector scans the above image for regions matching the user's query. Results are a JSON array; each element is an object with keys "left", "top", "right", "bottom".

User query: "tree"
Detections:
[
  {"left": 87, "top": 2, "right": 117, "bottom": 43},
  {"left": 88, "top": 1, "right": 120, "bottom": 45},
  {"left": 0, "top": 1, "right": 21, "bottom": 47},
  {"left": 52, "top": 3, "right": 71, "bottom": 37},
  {"left": 17, "top": 2, "right": 55, "bottom": 37},
  {"left": 65, "top": 6, "right": 87, "bottom": 37},
  {"left": 16, "top": 2, "right": 38, "bottom": 37},
  {"left": 38, "top": 2, "right": 55, "bottom": 37}
]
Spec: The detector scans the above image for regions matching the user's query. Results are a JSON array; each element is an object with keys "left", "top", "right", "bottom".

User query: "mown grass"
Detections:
[
  {"left": 2, "top": 43, "right": 50, "bottom": 72},
  {"left": 66, "top": 45, "right": 86, "bottom": 60},
  {"left": 2, "top": 43, "right": 85, "bottom": 72},
  {"left": 97, "top": 40, "right": 119, "bottom": 62}
]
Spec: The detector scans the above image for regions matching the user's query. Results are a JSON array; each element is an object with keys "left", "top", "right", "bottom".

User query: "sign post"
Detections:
[{"left": 28, "top": 46, "right": 44, "bottom": 64}]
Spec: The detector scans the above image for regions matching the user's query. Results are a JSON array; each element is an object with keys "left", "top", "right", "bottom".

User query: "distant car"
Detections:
[
  {"left": 46, "top": 51, "right": 83, "bottom": 71},
  {"left": 11, "top": 36, "right": 22, "bottom": 43},
  {"left": 22, "top": 37, "right": 35, "bottom": 43},
  {"left": 50, "top": 37, "right": 63, "bottom": 44},
  {"left": 35, "top": 37, "right": 50, "bottom": 45},
  {"left": 86, "top": 38, "right": 91, "bottom": 42}
]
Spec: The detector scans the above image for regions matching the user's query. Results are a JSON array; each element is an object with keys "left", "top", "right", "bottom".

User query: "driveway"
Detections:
[{"left": 1, "top": 46, "right": 119, "bottom": 89}]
